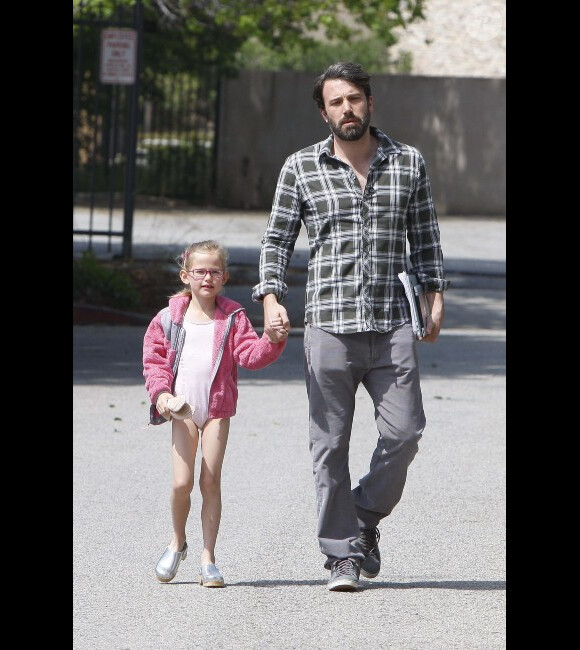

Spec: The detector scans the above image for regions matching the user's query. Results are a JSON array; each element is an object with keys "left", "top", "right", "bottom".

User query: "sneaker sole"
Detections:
[
  {"left": 328, "top": 578, "right": 359, "bottom": 591},
  {"left": 360, "top": 567, "right": 379, "bottom": 579}
]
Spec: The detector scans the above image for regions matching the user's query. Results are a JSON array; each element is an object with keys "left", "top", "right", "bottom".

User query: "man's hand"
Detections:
[
  {"left": 263, "top": 293, "right": 291, "bottom": 343},
  {"left": 420, "top": 292, "right": 444, "bottom": 343}
]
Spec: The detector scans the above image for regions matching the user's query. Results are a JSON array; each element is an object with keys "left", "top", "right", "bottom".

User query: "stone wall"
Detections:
[{"left": 391, "top": 0, "right": 506, "bottom": 78}]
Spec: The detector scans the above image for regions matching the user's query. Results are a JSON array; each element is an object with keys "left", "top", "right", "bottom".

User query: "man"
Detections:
[{"left": 252, "top": 62, "right": 449, "bottom": 591}]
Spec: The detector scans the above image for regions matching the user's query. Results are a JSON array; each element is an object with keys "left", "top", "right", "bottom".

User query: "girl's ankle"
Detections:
[{"left": 169, "top": 538, "right": 186, "bottom": 552}]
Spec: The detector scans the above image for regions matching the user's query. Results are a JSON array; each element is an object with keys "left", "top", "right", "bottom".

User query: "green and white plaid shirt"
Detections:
[{"left": 252, "top": 127, "right": 449, "bottom": 334}]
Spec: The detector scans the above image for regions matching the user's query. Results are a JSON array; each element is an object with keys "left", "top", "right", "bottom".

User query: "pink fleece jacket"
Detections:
[{"left": 143, "top": 294, "right": 286, "bottom": 423}]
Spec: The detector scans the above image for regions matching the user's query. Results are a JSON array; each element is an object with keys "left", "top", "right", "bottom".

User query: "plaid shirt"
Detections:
[{"left": 252, "top": 127, "right": 449, "bottom": 334}]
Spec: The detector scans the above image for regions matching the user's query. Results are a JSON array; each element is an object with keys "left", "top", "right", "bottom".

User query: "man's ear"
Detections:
[{"left": 319, "top": 108, "right": 328, "bottom": 123}]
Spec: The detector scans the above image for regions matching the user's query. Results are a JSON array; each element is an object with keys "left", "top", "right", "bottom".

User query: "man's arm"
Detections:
[
  {"left": 252, "top": 155, "right": 302, "bottom": 338},
  {"left": 406, "top": 152, "right": 449, "bottom": 344},
  {"left": 407, "top": 153, "right": 450, "bottom": 295}
]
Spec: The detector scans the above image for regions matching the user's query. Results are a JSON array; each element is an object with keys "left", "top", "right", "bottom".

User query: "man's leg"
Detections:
[
  {"left": 303, "top": 324, "right": 366, "bottom": 568},
  {"left": 353, "top": 324, "right": 425, "bottom": 528}
]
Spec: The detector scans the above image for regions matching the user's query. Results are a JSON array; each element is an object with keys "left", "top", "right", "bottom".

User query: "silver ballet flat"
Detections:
[
  {"left": 155, "top": 541, "right": 188, "bottom": 583},
  {"left": 199, "top": 563, "right": 225, "bottom": 588}
]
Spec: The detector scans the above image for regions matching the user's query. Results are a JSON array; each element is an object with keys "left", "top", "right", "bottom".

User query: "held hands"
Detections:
[
  {"left": 264, "top": 316, "right": 290, "bottom": 343},
  {"left": 263, "top": 294, "right": 291, "bottom": 343}
]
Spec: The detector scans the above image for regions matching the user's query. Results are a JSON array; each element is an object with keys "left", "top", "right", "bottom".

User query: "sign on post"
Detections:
[{"left": 100, "top": 28, "right": 137, "bottom": 85}]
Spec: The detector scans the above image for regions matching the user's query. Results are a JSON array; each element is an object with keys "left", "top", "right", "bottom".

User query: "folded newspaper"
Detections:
[{"left": 398, "top": 271, "right": 429, "bottom": 339}]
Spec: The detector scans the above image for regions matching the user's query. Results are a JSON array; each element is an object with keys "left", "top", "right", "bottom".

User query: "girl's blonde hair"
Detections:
[{"left": 171, "top": 240, "right": 229, "bottom": 297}]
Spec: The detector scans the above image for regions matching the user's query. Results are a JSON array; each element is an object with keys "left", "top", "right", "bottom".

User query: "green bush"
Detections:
[
  {"left": 73, "top": 251, "right": 141, "bottom": 311},
  {"left": 236, "top": 36, "right": 413, "bottom": 74},
  {"left": 136, "top": 137, "right": 215, "bottom": 202}
]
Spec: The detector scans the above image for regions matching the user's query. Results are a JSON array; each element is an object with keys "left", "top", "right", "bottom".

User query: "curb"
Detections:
[
  {"left": 73, "top": 302, "right": 306, "bottom": 336},
  {"left": 73, "top": 304, "right": 152, "bottom": 326}
]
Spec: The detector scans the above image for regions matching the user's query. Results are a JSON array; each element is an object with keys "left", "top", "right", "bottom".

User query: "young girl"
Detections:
[{"left": 143, "top": 240, "right": 288, "bottom": 587}]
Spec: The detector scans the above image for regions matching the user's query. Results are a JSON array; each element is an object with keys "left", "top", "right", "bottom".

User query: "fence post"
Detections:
[{"left": 122, "top": 0, "right": 143, "bottom": 259}]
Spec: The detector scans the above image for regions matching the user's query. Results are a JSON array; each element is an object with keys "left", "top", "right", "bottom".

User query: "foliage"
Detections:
[
  {"left": 73, "top": 0, "right": 425, "bottom": 74},
  {"left": 237, "top": 36, "right": 414, "bottom": 74},
  {"left": 74, "top": 135, "right": 215, "bottom": 201},
  {"left": 136, "top": 139, "right": 214, "bottom": 201},
  {"left": 73, "top": 251, "right": 141, "bottom": 310},
  {"left": 73, "top": 0, "right": 424, "bottom": 205}
]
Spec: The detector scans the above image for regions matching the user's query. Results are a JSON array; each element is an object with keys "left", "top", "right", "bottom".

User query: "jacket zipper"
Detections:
[{"left": 209, "top": 308, "right": 244, "bottom": 387}]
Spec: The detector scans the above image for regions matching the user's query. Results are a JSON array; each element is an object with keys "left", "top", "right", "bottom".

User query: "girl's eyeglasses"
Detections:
[{"left": 188, "top": 268, "right": 225, "bottom": 279}]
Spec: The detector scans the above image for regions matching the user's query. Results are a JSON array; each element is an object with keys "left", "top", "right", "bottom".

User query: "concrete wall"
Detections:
[{"left": 216, "top": 70, "right": 505, "bottom": 215}]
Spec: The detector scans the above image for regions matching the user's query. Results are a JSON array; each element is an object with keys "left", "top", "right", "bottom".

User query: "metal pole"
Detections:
[{"left": 122, "top": 0, "right": 143, "bottom": 259}]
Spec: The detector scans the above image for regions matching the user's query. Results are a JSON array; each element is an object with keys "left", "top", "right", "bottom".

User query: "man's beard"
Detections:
[{"left": 327, "top": 108, "right": 371, "bottom": 141}]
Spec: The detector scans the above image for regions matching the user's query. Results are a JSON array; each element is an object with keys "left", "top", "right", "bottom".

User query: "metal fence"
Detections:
[
  {"left": 137, "top": 66, "right": 219, "bottom": 203},
  {"left": 73, "top": 0, "right": 220, "bottom": 258}
]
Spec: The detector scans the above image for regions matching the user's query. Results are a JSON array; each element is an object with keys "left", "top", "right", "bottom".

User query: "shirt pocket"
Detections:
[
  {"left": 375, "top": 169, "right": 416, "bottom": 214},
  {"left": 304, "top": 193, "right": 362, "bottom": 255}
]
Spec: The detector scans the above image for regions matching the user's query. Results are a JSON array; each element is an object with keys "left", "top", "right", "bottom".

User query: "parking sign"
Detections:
[{"left": 100, "top": 28, "right": 137, "bottom": 85}]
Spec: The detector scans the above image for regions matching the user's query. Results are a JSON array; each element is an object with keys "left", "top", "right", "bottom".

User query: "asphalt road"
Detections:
[{"left": 73, "top": 286, "right": 506, "bottom": 649}]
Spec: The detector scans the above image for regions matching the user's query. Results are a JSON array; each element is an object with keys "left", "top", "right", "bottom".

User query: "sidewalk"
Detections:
[
  {"left": 73, "top": 207, "right": 506, "bottom": 283},
  {"left": 73, "top": 207, "right": 506, "bottom": 328}
]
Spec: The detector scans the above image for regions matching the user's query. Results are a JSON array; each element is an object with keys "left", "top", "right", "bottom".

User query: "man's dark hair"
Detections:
[{"left": 312, "top": 62, "right": 372, "bottom": 109}]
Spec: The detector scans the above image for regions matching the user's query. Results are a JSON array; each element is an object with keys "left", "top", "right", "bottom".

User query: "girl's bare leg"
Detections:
[
  {"left": 199, "top": 418, "right": 230, "bottom": 564},
  {"left": 168, "top": 418, "right": 199, "bottom": 551}
]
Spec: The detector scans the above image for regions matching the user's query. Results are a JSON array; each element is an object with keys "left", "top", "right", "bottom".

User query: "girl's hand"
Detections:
[{"left": 155, "top": 392, "right": 173, "bottom": 420}]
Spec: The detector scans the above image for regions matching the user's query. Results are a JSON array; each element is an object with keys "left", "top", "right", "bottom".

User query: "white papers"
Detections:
[{"left": 398, "top": 271, "right": 429, "bottom": 339}]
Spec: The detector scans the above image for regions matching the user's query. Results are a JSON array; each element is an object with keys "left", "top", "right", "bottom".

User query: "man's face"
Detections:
[{"left": 320, "top": 78, "right": 372, "bottom": 142}]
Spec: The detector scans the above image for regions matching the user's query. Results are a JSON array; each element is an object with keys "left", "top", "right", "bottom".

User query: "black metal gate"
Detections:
[
  {"left": 73, "top": 0, "right": 220, "bottom": 259},
  {"left": 73, "top": 1, "right": 143, "bottom": 258}
]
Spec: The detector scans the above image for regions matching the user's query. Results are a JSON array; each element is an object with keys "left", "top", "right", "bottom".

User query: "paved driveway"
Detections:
[{"left": 73, "top": 286, "right": 506, "bottom": 649}]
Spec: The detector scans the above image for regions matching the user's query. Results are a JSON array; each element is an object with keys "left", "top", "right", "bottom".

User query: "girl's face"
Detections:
[{"left": 180, "top": 251, "right": 228, "bottom": 299}]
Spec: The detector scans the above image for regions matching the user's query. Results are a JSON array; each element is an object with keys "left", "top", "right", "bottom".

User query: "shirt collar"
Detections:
[{"left": 319, "top": 126, "right": 401, "bottom": 162}]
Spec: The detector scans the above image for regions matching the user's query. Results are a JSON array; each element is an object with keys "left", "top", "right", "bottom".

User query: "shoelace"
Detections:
[
  {"left": 359, "top": 527, "right": 380, "bottom": 555},
  {"left": 333, "top": 558, "right": 358, "bottom": 576}
]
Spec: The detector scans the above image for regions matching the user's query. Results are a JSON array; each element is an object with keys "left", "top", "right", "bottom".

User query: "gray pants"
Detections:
[{"left": 303, "top": 323, "right": 425, "bottom": 567}]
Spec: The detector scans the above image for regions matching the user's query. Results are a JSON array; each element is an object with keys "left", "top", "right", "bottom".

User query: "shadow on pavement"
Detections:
[
  {"left": 171, "top": 578, "right": 506, "bottom": 590},
  {"left": 359, "top": 579, "right": 506, "bottom": 591},
  {"left": 73, "top": 325, "right": 505, "bottom": 386},
  {"left": 76, "top": 241, "right": 505, "bottom": 277}
]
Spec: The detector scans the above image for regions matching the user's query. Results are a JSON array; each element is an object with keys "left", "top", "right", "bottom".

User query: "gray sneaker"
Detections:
[
  {"left": 327, "top": 558, "right": 360, "bottom": 591},
  {"left": 359, "top": 527, "right": 381, "bottom": 579}
]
